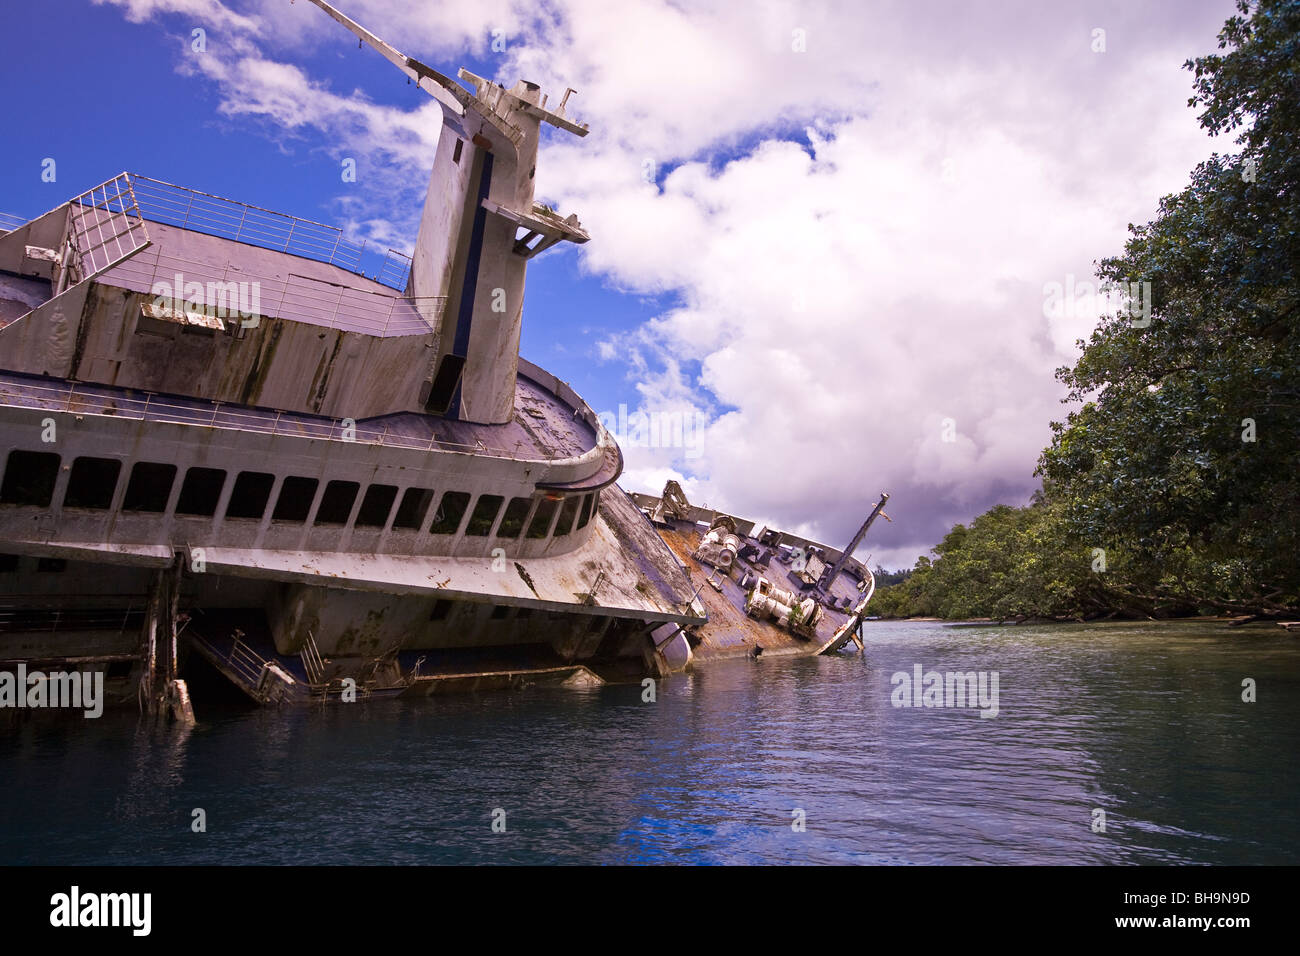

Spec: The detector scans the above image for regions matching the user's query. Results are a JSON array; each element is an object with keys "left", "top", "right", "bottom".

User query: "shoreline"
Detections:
[{"left": 868, "top": 615, "right": 1296, "bottom": 629}]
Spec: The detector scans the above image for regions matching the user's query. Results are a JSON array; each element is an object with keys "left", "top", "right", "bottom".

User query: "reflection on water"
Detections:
[{"left": 2, "top": 621, "right": 1297, "bottom": 864}]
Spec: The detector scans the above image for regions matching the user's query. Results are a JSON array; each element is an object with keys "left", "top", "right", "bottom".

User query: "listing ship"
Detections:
[{"left": 0, "top": 0, "right": 885, "bottom": 719}]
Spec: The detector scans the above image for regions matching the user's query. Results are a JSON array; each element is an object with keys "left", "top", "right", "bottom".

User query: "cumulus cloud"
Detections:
[{"left": 94, "top": 0, "right": 1237, "bottom": 568}]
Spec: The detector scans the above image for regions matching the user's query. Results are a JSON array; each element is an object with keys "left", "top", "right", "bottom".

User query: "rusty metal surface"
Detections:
[
  {"left": 631, "top": 490, "right": 873, "bottom": 589},
  {"left": 656, "top": 522, "right": 858, "bottom": 660}
]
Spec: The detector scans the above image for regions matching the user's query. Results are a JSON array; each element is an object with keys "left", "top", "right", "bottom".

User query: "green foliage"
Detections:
[{"left": 874, "top": 503, "right": 1100, "bottom": 620}]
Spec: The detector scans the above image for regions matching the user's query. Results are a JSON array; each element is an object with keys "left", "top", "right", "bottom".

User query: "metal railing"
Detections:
[
  {"left": 68, "top": 173, "right": 150, "bottom": 280},
  {"left": 0, "top": 376, "right": 531, "bottom": 457},
  {"left": 378, "top": 249, "right": 413, "bottom": 291},
  {"left": 131, "top": 174, "right": 364, "bottom": 269},
  {"left": 226, "top": 636, "right": 269, "bottom": 688},
  {"left": 7, "top": 172, "right": 411, "bottom": 288},
  {"left": 188, "top": 631, "right": 267, "bottom": 689},
  {"left": 128, "top": 174, "right": 412, "bottom": 291},
  {"left": 300, "top": 631, "right": 326, "bottom": 685}
]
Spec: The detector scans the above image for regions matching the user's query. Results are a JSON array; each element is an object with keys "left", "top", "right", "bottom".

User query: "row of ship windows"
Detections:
[
  {"left": 429, "top": 598, "right": 609, "bottom": 631},
  {"left": 0, "top": 450, "right": 597, "bottom": 540}
]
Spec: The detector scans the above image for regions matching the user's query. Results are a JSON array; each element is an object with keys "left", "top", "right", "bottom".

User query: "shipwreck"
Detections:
[{"left": 0, "top": 0, "right": 888, "bottom": 719}]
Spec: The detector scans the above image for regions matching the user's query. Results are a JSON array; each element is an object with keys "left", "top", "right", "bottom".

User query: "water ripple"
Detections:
[{"left": 1, "top": 620, "right": 1297, "bottom": 864}]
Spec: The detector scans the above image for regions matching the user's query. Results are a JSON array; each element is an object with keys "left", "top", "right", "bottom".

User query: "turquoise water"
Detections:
[{"left": 2, "top": 620, "right": 1297, "bottom": 864}]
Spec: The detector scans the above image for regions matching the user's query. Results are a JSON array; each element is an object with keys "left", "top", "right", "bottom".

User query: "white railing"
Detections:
[
  {"left": 0, "top": 211, "right": 23, "bottom": 233},
  {"left": 0, "top": 377, "right": 530, "bottom": 457},
  {"left": 128, "top": 174, "right": 411, "bottom": 291},
  {"left": 377, "top": 249, "right": 413, "bottom": 291},
  {"left": 227, "top": 637, "right": 269, "bottom": 688},
  {"left": 68, "top": 173, "right": 150, "bottom": 280},
  {"left": 301, "top": 631, "right": 326, "bottom": 685}
]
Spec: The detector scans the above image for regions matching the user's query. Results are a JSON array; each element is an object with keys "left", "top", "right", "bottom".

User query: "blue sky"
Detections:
[{"left": 0, "top": 0, "right": 1241, "bottom": 568}]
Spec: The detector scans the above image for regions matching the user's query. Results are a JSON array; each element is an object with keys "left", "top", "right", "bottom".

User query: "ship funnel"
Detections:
[{"left": 303, "top": 0, "right": 590, "bottom": 424}]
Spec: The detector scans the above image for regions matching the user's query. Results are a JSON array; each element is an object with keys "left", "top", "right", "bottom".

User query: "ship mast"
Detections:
[
  {"left": 821, "top": 492, "right": 890, "bottom": 594},
  {"left": 303, "top": 0, "right": 591, "bottom": 424}
]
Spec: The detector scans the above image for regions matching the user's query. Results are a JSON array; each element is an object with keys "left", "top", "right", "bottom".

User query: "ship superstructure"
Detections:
[
  {"left": 0, "top": 1, "right": 708, "bottom": 716},
  {"left": 0, "top": 1, "right": 885, "bottom": 718}
]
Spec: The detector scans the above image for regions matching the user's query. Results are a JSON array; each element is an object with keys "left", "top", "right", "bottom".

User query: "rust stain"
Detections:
[
  {"left": 514, "top": 561, "right": 538, "bottom": 596},
  {"left": 239, "top": 320, "right": 282, "bottom": 405},
  {"left": 310, "top": 333, "right": 345, "bottom": 413}
]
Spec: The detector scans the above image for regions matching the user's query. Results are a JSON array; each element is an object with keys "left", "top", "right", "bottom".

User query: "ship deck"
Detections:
[
  {"left": 655, "top": 521, "right": 865, "bottom": 660},
  {"left": 0, "top": 365, "right": 600, "bottom": 463},
  {"left": 99, "top": 219, "right": 435, "bottom": 337}
]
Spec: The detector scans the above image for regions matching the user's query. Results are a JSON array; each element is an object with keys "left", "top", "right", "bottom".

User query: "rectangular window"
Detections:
[
  {"left": 496, "top": 497, "right": 532, "bottom": 538},
  {"left": 0, "top": 451, "right": 61, "bottom": 507},
  {"left": 0, "top": 554, "right": 19, "bottom": 573},
  {"left": 429, "top": 599, "right": 452, "bottom": 621},
  {"left": 225, "top": 471, "right": 275, "bottom": 520},
  {"left": 553, "top": 496, "right": 581, "bottom": 537},
  {"left": 315, "top": 480, "right": 360, "bottom": 526},
  {"left": 429, "top": 491, "right": 470, "bottom": 535},
  {"left": 515, "top": 607, "right": 532, "bottom": 620},
  {"left": 393, "top": 487, "right": 434, "bottom": 530},
  {"left": 490, "top": 605, "right": 511, "bottom": 620},
  {"left": 272, "top": 476, "right": 318, "bottom": 523},
  {"left": 36, "top": 558, "right": 67, "bottom": 573},
  {"left": 526, "top": 498, "right": 558, "bottom": 539},
  {"left": 122, "top": 462, "right": 177, "bottom": 513},
  {"left": 356, "top": 484, "right": 398, "bottom": 528},
  {"left": 577, "top": 492, "right": 598, "bottom": 529},
  {"left": 65, "top": 457, "right": 122, "bottom": 510},
  {"left": 465, "top": 494, "right": 503, "bottom": 536},
  {"left": 176, "top": 467, "right": 227, "bottom": 517}
]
